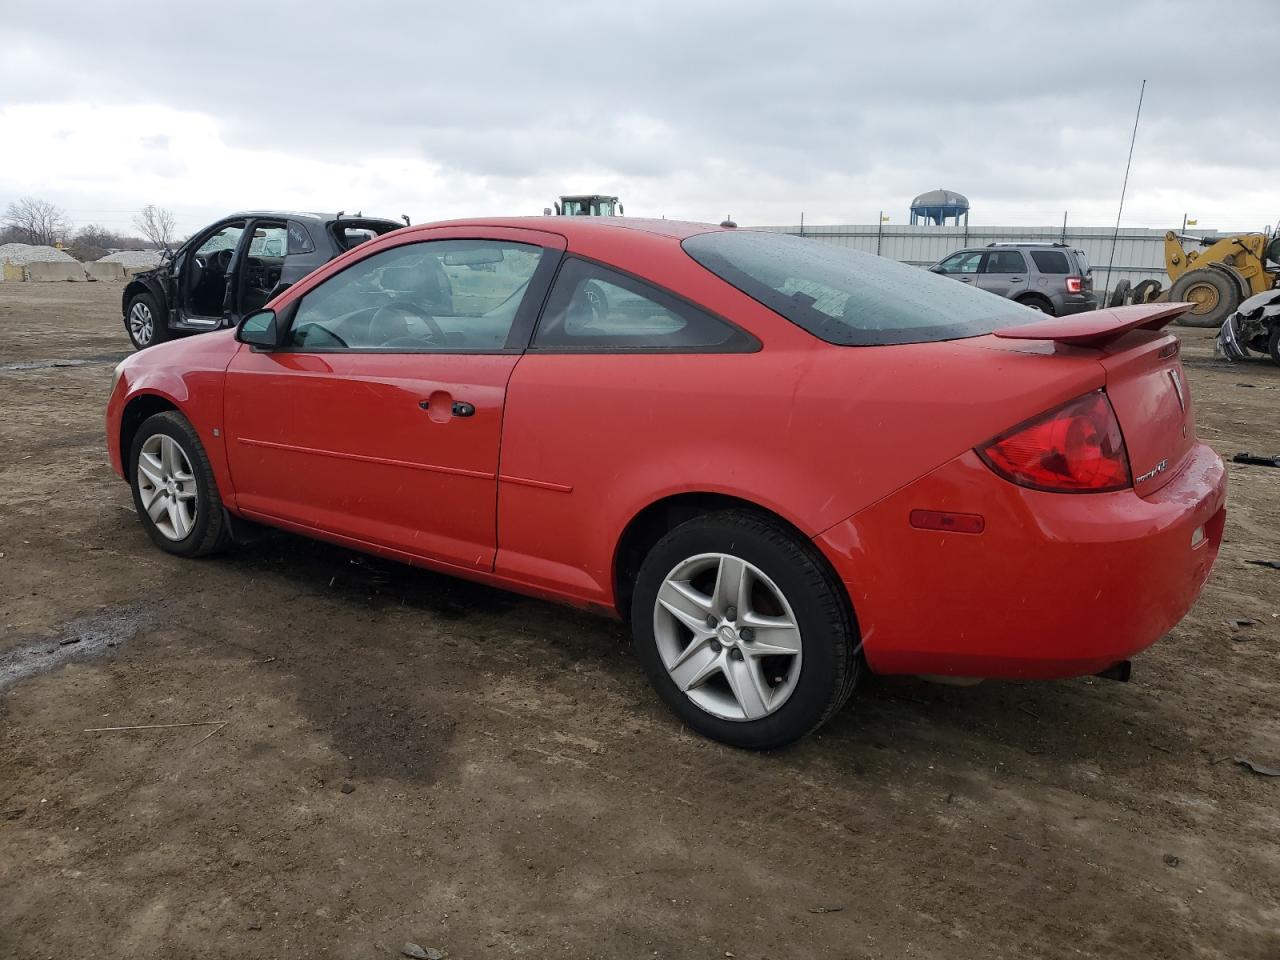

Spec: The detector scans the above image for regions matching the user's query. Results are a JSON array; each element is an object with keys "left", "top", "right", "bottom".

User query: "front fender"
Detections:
[{"left": 107, "top": 335, "right": 238, "bottom": 503}]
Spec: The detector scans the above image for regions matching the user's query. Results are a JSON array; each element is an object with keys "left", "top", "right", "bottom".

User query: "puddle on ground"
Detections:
[
  {"left": 0, "top": 606, "right": 150, "bottom": 691},
  {"left": 0, "top": 352, "right": 128, "bottom": 373}
]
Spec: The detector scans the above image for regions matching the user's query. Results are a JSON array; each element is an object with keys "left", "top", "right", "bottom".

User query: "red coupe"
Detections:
[{"left": 105, "top": 218, "right": 1226, "bottom": 748}]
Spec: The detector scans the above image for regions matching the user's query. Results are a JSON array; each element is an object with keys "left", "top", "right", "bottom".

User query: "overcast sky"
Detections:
[{"left": 3, "top": 0, "right": 1279, "bottom": 237}]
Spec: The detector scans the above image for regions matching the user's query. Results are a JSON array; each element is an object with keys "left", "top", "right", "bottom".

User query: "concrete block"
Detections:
[
  {"left": 24, "top": 261, "right": 87, "bottom": 282},
  {"left": 85, "top": 261, "right": 126, "bottom": 282},
  {"left": 1, "top": 263, "right": 23, "bottom": 282}
]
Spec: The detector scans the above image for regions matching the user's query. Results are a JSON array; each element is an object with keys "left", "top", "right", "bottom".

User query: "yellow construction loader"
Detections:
[{"left": 1149, "top": 230, "right": 1280, "bottom": 327}]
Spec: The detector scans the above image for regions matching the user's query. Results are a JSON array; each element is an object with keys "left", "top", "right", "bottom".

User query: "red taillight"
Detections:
[
  {"left": 977, "top": 391, "right": 1131, "bottom": 493},
  {"left": 1065, "top": 276, "right": 1083, "bottom": 294}
]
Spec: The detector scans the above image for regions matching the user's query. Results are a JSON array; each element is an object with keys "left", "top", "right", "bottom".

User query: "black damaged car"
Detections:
[{"left": 121, "top": 211, "right": 404, "bottom": 350}]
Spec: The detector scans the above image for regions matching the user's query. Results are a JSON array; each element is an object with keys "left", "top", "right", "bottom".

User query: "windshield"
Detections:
[{"left": 682, "top": 230, "right": 1032, "bottom": 346}]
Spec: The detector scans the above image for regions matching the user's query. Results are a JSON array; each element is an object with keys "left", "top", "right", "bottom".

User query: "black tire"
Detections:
[
  {"left": 125, "top": 291, "right": 168, "bottom": 350},
  {"left": 1016, "top": 295, "right": 1054, "bottom": 315},
  {"left": 1107, "top": 280, "right": 1132, "bottom": 308},
  {"left": 1131, "top": 279, "right": 1162, "bottom": 304},
  {"left": 1170, "top": 269, "right": 1240, "bottom": 328},
  {"left": 1269, "top": 325, "right": 1280, "bottom": 368},
  {"left": 128, "top": 412, "right": 231, "bottom": 558},
  {"left": 630, "top": 510, "right": 860, "bottom": 749}
]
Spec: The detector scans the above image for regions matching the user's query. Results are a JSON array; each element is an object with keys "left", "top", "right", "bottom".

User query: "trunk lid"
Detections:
[
  {"left": 1096, "top": 335, "right": 1196, "bottom": 497},
  {"left": 993, "top": 303, "right": 1197, "bottom": 497}
]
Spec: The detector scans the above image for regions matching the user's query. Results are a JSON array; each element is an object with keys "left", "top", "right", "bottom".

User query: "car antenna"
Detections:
[
  {"left": 401, "top": 214, "right": 411, "bottom": 226},
  {"left": 720, "top": 215, "right": 737, "bottom": 228}
]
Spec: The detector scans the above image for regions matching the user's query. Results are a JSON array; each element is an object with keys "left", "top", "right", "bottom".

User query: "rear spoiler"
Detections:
[{"left": 994, "top": 302, "right": 1192, "bottom": 347}]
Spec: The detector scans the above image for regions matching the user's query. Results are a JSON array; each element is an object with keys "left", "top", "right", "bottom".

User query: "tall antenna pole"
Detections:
[{"left": 1102, "top": 80, "right": 1146, "bottom": 307}]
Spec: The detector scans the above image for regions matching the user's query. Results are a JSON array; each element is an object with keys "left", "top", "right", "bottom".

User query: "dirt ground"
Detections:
[{"left": 1, "top": 281, "right": 1277, "bottom": 960}]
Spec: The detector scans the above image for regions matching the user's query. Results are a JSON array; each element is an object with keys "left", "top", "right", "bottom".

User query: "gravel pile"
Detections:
[
  {"left": 99, "top": 250, "right": 162, "bottom": 268},
  {"left": 0, "top": 243, "right": 78, "bottom": 265}
]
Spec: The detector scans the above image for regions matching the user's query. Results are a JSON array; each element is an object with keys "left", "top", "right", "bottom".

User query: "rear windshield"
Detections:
[
  {"left": 682, "top": 230, "right": 1028, "bottom": 346},
  {"left": 1073, "top": 248, "right": 1091, "bottom": 274}
]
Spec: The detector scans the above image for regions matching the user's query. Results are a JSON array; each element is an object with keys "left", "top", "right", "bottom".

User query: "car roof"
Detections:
[
  {"left": 224, "top": 210, "right": 401, "bottom": 226},
  {"left": 390, "top": 216, "right": 724, "bottom": 243}
]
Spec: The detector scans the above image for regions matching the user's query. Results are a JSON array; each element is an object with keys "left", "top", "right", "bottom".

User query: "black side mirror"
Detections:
[{"left": 236, "top": 309, "right": 280, "bottom": 348}]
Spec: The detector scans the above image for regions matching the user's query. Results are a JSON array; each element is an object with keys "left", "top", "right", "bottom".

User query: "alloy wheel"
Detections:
[
  {"left": 136, "top": 434, "right": 198, "bottom": 541},
  {"left": 652, "top": 552, "right": 803, "bottom": 722},
  {"left": 129, "top": 302, "right": 154, "bottom": 346}
]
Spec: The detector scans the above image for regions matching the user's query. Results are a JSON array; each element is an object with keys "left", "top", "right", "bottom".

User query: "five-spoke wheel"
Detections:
[
  {"left": 128, "top": 412, "right": 229, "bottom": 557},
  {"left": 136, "top": 433, "right": 199, "bottom": 541},
  {"left": 654, "top": 553, "right": 803, "bottom": 722},
  {"left": 633, "top": 510, "right": 860, "bottom": 749}
]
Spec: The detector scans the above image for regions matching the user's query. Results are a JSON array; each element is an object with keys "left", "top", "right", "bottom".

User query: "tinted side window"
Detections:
[
  {"left": 532, "top": 258, "right": 753, "bottom": 352},
  {"left": 1030, "top": 250, "right": 1071, "bottom": 274},
  {"left": 286, "top": 239, "right": 545, "bottom": 352},
  {"left": 985, "top": 251, "right": 1026, "bottom": 273}
]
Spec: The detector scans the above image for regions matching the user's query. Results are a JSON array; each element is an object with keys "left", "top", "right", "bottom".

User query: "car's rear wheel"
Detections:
[
  {"left": 631, "top": 510, "right": 859, "bottom": 749},
  {"left": 1017, "top": 295, "right": 1054, "bottom": 315},
  {"left": 129, "top": 412, "right": 230, "bottom": 557},
  {"left": 126, "top": 292, "right": 168, "bottom": 350}
]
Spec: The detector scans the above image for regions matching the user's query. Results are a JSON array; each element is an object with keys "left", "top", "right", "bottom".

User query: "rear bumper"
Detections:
[{"left": 814, "top": 443, "right": 1226, "bottom": 680}]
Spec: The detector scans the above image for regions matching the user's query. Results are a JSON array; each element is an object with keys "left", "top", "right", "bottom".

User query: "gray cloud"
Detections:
[{"left": 3, "top": 0, "right": 1279, "bottom": 229}]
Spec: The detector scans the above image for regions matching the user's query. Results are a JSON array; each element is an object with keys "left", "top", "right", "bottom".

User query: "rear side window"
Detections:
[
  {"left": 531, "top": 258, "right": 755, "bottom": 352},
  {"left": 286, "top": 220, "right": 314, "bottom": 255},
  {"left": 1030, "top": 250, "right": 1071, "bottom": 274},
  {"left": 683, "top": 231, "right": 1027, "bottom": 346},
  {"left": 984, "top": 250, "right": 1026, "bottom": 273}
]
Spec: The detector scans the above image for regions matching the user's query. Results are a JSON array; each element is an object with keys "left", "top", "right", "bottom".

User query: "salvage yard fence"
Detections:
[{"left": 751, "top": 223, "right": 1198, "bottom": 297}]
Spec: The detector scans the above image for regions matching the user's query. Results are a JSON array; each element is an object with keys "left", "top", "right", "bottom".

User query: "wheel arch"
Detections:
[
  {"left": 1015, "top": 292, "right": 1054, "bottom": 313},
  {"left": 119, "top": 392, "right": 181, "bottom": 481},
  {"left": 611, "top": 491, "right": 852, "bottom": 623},
  {"left": 1205, "top": 261, "right": 1249, "bottom": 299},
  {"left": 122, "top": 277, "right": 165, "bottom": 318}
]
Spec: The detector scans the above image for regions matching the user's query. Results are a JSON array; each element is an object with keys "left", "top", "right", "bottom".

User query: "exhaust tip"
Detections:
[{"left": 1095, "top": 660, "right": 1132, "bottom": 683}]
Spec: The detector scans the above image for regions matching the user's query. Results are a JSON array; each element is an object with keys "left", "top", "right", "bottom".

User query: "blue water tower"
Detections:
[{"left": 910, "top": 189, "right": 970, "bottom": 226}]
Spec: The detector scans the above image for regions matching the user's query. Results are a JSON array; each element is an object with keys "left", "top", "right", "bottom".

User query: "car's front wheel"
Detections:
[
  {"left": 126, "top": 292, "right": 168, "bottom": 350},
  {"left": 128, "top": 411, "right": 230, "bottom": 557},
  {"left": 631, "top": 511, "right": 860, "bottom": 749}
]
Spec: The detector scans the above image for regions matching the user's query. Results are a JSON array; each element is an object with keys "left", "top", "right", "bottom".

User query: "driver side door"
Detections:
[
  {"left": 221, "top": 229, "right": 564, "bottom": 572},
  {"left": 176, "top": 220, "right": 247, "bottom": 329},
  {"left": 932, "top": 250, "right": 983, "bottom": 287}
]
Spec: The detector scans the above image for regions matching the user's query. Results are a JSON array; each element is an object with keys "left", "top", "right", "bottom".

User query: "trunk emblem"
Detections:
[
  {"left": 1135, "top": 459, "right": 1169, "bottom": 484},
  {"left": 1167, "top": 369, "right": 1186, "bottom": 414}
]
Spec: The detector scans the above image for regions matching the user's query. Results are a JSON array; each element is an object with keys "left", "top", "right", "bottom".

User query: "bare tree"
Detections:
[
  {"left": 2, "top": 197, "right": 70, "bottom": 246},
  {"left": 133, "top": 204, "right": 177, "bottom": 249},
  {"left": 68, "top": 224, "right": 125, "bottom": 262}
]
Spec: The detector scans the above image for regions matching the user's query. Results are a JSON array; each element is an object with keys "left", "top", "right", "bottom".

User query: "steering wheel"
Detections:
[{"left": 370, "top": 301, "right": 447, "bottom": 345}]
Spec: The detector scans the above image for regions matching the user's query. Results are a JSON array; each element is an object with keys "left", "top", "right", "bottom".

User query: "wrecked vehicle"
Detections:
[
  {"left": 121, "top": 211, "right": 404, "bottom": 350},
  {"left": 1218, "top": 288, "right": 1280, "bottom": 365}
]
